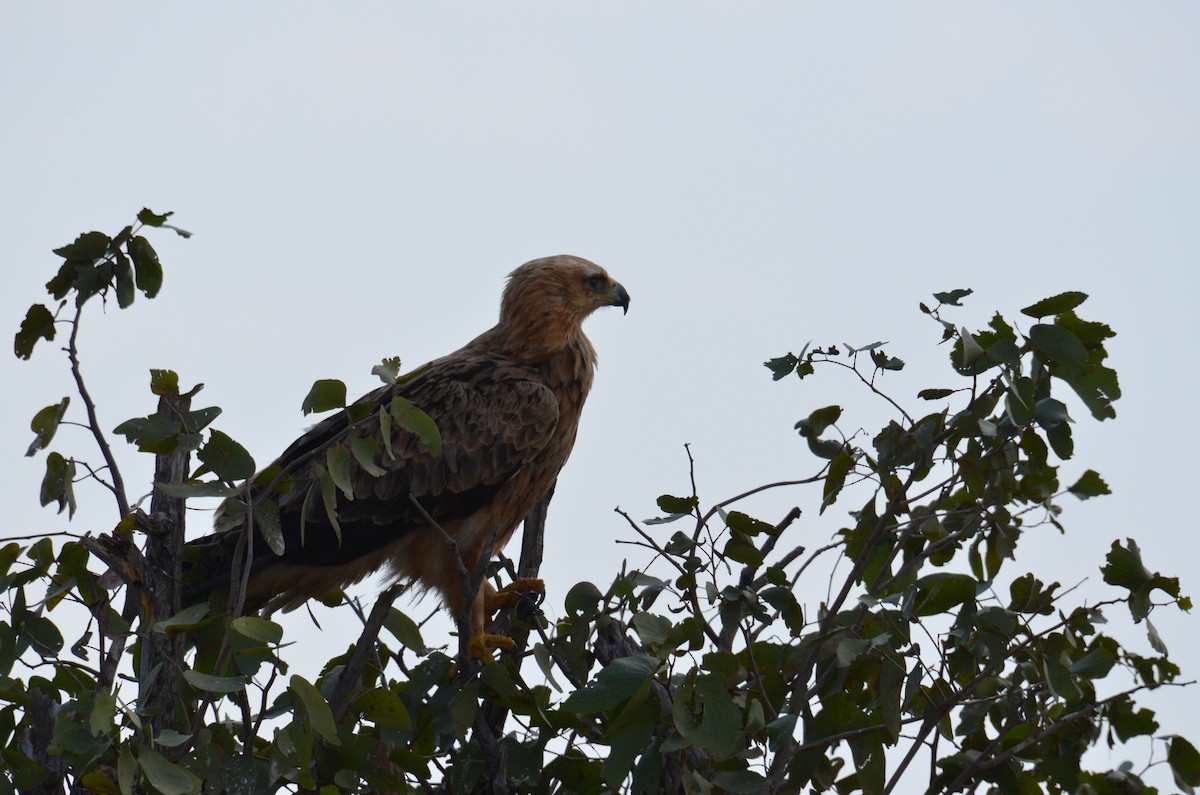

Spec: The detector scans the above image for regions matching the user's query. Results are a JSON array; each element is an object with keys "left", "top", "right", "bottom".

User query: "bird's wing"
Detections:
[{"left": 267, "top": 361, "right": 560, "bottom": 567}]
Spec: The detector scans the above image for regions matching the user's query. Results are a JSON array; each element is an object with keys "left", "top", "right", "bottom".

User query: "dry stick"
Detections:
[
  {"left": 139, "top": 391, "right": 192, "bottom": 742},
  {"left": 329, "top": 583, "right": 404, "bottom": 722},
  {"left": 65, "top": 305, "right": 130, "bottom": 518},
  {"left": 480, "top": 491, "right": 555, "bottom": 743}
]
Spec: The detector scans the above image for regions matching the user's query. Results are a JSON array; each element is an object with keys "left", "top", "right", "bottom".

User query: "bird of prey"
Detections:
[{"left": 184, "top": 255, "right": 629, "bottom": 654}]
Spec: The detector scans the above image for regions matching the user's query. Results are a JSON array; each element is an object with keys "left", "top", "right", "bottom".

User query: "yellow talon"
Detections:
[
  {"left": 486, "top": 578, "right": 545, "bottom": 611},
  {"left": 470, "top": 632, "right": 516, "bottom": 659}
]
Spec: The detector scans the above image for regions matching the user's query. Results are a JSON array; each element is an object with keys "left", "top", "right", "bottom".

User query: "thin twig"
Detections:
[{"left": 65, "top": 305, "right": 130, "bottom": 518}]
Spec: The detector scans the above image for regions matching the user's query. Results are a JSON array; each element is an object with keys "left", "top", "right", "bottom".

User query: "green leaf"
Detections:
[
  {"left": 918, "top": 388, "right": 955, "bottom": 400},
  {"left": 326, "top": 445, "right": 355, "bottom": 499},
  {"left": 357, "top": 687, "right": 412, "bottom": 730},
  {"left": 958, "top": 327, "right": 985, "bottom": 369},
  {"left": 26, "top": 397, "right": 70, "bottom": 456},
  {"left": 15, "top": 304, "right": 57, "bottom": 360},
  {"left": 1106, "top": 697, "right": 1159, "bottom": 742},
  {"left": 1169, "top": 736, "right": 1200, "bottom": 788},
  {"left": 870, "top": 348, "right": 904, "bottom": 371},
  {"left": 563, "top": 656, "right": 659, "bottom": 713},
  {"left": 795, "top": 405, "right": 842, "bottom": 438},
  {"left": 154, "top": 480, "right": 237, "bottom": 499},
  {"left": 1102, "top": 538, "right": 1182, "bottom": 622},
  {"left": 289, "top": 675, "right": 341, "bottom": 745},
  {"left": 726, "top": 511, "right": 775, "bottom": 536},
  {"left": 139, "top": 747, "right": 199, "bottom": 795},
  {"left": 389, "top": 396, "right": 442, "bottom": 456},
  {"left": 90, "top": 688, "right": 116, "bottom": 737},
  {"left": 1034, "top": 397, "right": 1071, "bottom": 428},
  {"left": 113, "top": 411, "right": 184, "bottom": 454},
  {"left": 564, "top": 581, "right": 604, "bottom": 617},
  {"left": 372, "top": 356, "right": 402, "bottom": 385},
  {"left": 350, "top": 435, "right": 386, "bottom": 477},
  {"left": 1043, "top": 657, "right": 1081, "bottom": 701},
  {"left": 933, "top": 288, "right": 973, "bottom": 306},
  {"left": 40, "top": 451, "right": 77, "bottom": 517},
  {"left": 127, "top": 235, "right": 163, "bottom": 298},
  {"left": 301, "top": 379, "right": 347, "bottom": 415},
  {"left": 601, "top": 692, "right": 659, "bottom": 789},
  {"left": 136, "top": 208, "right": 174, "bottom": 227},
  {"left": 807, "top": 436, "right": 843, "bottom": 460},
  {"left": 689, "top": 673, "right": 743, "bottom": 759},
  {"left": 764, "top": 353, "right": 799, "bottom": 380},
  {"left": 710, "top": 771, "right": 768, "bottom": 795},
  {"left": 383, "top": 607, "right": 427, "bottom": 653},
  {"left": 155, "top": 604, "right": 211, "bottom": 633},
  {"left": 1068, "top": 469, "right": 1110, "bottom": 499},
  {"left": 150, "top": 369, "right": 179, "bottom": 396},
  {"left": 53, "top": 230, "right": 111, "bottom": 262},
  {"left": 1069, "top": 647, "right": 1116, "bottom": 679},
  {"left": 767, "top": 714, "right": 798, "bottom": 752},
  {"left": 231, "top": 616, "right": 283, "bottom": 644},
  {"left": 198, "top": 429, "right": 255, "bottom": 482},
  {"left": 113, "top": 250, "right": 135, "bottom": 308},
  {"left": 631, "top": 612, "right": 672, "bottom": 647},
  {"left": 153, "top": 730, "right": 192, "bottom": 749},
  {"left": 821, "top": 450, "right": 854, "bottom": 514},
  {"left": 313, "top": 464, "right": 343, "bottom": 545},
  {"left": 723, "top": 534, "right": 764, "bottom": 566},
  {"left": 1029, "top": 324, "right": 1088, "bottom": 372},
  {"left": 656, "top": 494, "right": 698, "bottom": 515},
  {"left": 118, "top": 743, "right": 136, "bottom": 795},
  {"left": 1021, "top": 291, "right": 1088, "bottom": 319},
  {"left": 836, "top": 637, "right": 872, "bottom": 667},
  {"left": 253, "top": 500, "right": 285, "bottom": 555},
  {"left": 1066, "top": 360, "right": 1120, "bottom": 421},
  {"left": 182, "top": 670, "right": 245, "bottom": 693},
  {"left": 909, "top": 573, "right": 977, "bottom": 617},
  {"left": 1101, "top": 538, "right": 1153, "bottom": 590},
  {"left": 1046, "top": 421, "right": 1074, "bottom": 460},
  {"left": 26, "top": 615, "right": 64, "bottom": 654}
]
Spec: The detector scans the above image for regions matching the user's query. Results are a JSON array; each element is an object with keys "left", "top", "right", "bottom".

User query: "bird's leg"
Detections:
[
  {"left": 469, "top": 579, "right": 515, "bottom": 658},
  {"left": 469, "top": 578, "right": 546, "bottom": 658},
  {"left": 485, "top": 578, "right": 545, "bottom": 611}
]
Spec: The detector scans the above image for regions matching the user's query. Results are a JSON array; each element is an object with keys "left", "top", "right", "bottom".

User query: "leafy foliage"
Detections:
[{"left": 2, "top": 214, "right": 1194, "bottom": 794}]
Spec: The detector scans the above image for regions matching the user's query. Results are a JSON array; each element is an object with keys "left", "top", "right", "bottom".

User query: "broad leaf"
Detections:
[
  {"left": 198, "top": 429, "right": 255, "bottom": 481},
  {"left": 26, "top": 397, "right": 69, "bottom": 456},
  {"left": 14, "top": 304, "right": 56, "bottom": 360},
  {"left": 127, "top": 235, "right": 163, "bottom": 298},
  {"left": 1021, "top": 291, "right": 1089, "bottom": 318},
  {"left": 289, "top": 675, "right": 340, "bottom": 745},
  {"left": 390, "top": 396, "right": 442, "bottom": 456},
  {"left": 301, "top": 379, "right": 347, "bottom": 415},
  {"left": 563, "top": 656, "right": 659, "bottom": 713}
]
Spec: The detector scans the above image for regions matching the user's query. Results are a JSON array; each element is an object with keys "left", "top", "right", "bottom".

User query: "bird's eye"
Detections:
[{"left": 586, "top": 274, "right": 609, "bottom": 292}]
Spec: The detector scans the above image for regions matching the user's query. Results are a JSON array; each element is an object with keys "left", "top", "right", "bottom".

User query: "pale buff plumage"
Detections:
[{"left": 185, "top": 256, "right": 629, "bottom": 638}]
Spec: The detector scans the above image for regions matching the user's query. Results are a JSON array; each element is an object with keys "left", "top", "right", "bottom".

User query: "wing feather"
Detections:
[{"left": 268, "top": 360, "right": 559, "bottom": 567}]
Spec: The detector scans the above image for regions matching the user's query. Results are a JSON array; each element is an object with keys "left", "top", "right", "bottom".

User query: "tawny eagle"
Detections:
[{"left": 185, "top": 255, "right": 629, "bottom": 649}]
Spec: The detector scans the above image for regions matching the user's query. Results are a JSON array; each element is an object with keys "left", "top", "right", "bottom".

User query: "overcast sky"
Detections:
[{"left": 3, "top": 3, "right": 1198, "bottom": 788}]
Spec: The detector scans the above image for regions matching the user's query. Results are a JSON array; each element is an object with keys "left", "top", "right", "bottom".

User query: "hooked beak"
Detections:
[{"left": 610, "top": 281, "right": 631, "bottom": 315}]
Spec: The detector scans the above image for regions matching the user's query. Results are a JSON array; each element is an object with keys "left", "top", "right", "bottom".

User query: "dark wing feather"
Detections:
[
  {"left": 183, "top": 359, "right": 560, "bottom": 601},
  {"left": 268, "top": 360, "right": 558, "bottom": 566}
]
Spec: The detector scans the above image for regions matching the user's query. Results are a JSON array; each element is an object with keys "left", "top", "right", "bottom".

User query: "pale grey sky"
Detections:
[{"left": 3, "top": 3, "right": 1198, "bottom": 788}]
